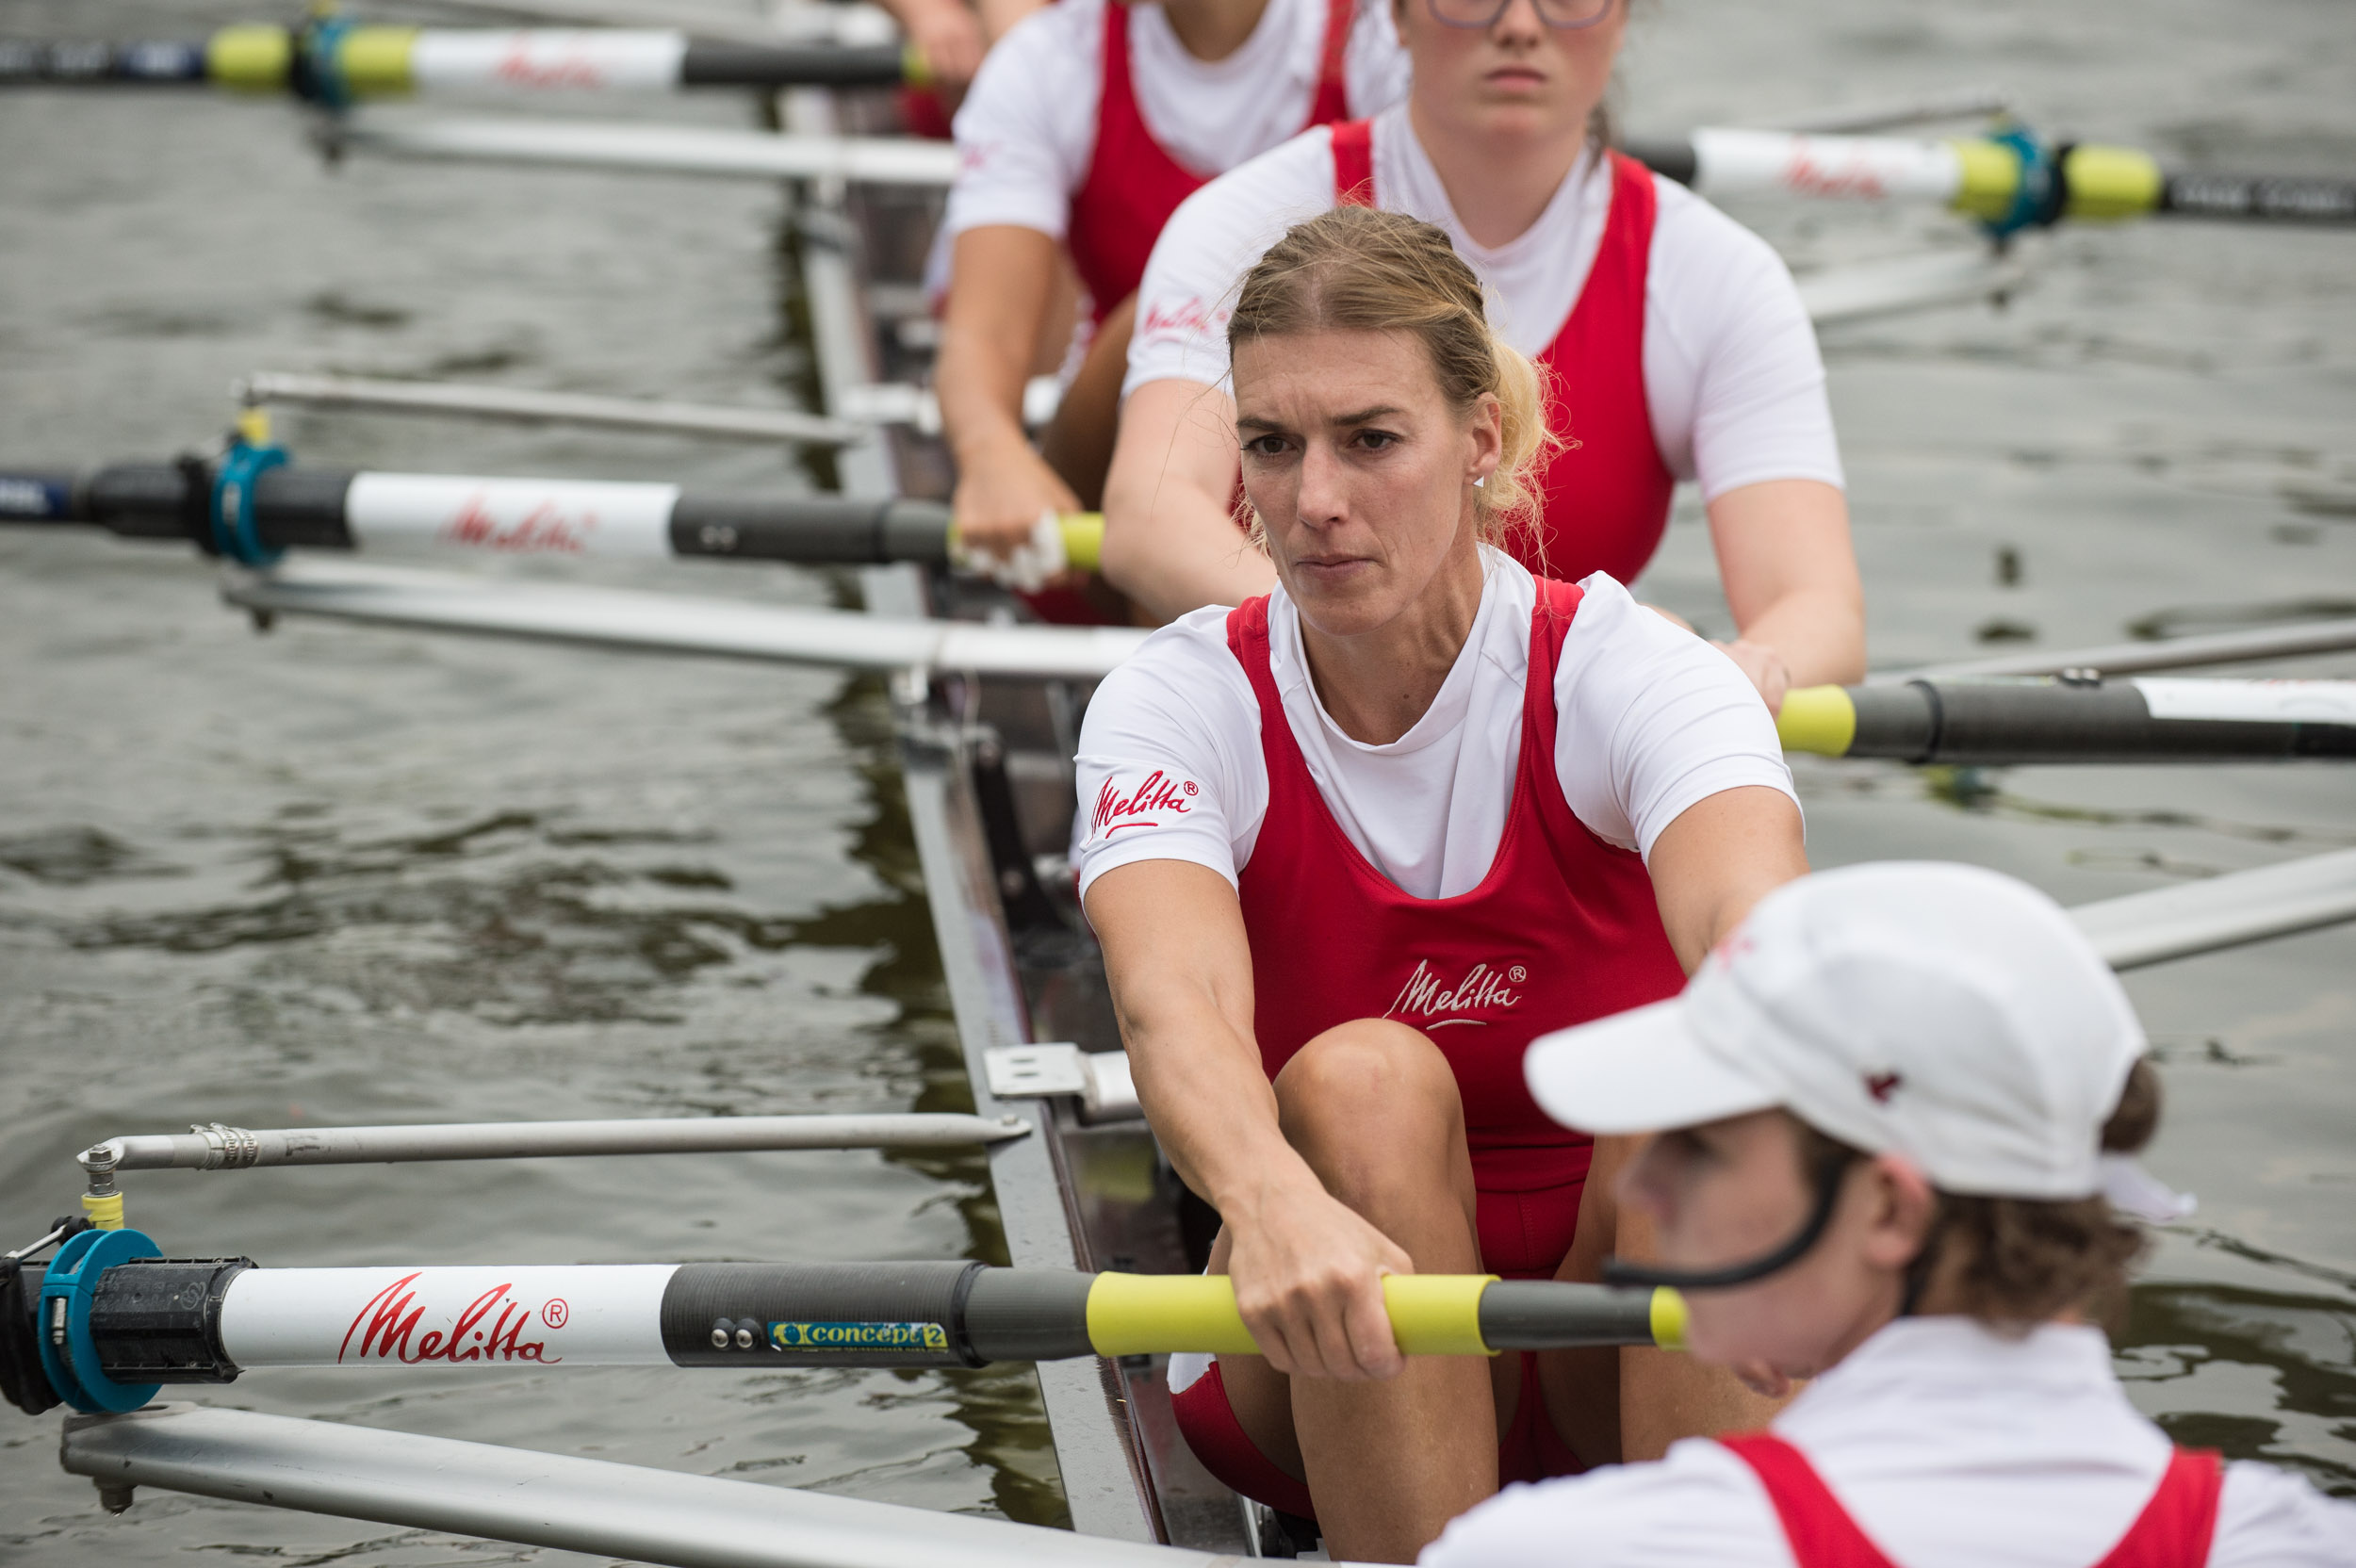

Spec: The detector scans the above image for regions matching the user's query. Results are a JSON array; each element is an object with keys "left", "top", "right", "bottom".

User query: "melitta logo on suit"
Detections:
[
  {"left": 1090, "top": 770, "right": 1199, "bottom": 837},
  {"left": 1386, "top": 958, "right": 1529, "bottom": 1029}
]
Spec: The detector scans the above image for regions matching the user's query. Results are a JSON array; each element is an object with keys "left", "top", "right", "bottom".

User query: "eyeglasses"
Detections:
[{"left": 1428, "top": 0, "right": 1613, "bottom": 30}]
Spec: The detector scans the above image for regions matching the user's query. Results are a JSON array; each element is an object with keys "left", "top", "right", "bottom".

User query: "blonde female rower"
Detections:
[
  {"left": 1107, "top": 0, "right": 1862, "bottom": 706},
  {"left": 1077, "top": 204, "right": 1809, "bottom": 1561}
]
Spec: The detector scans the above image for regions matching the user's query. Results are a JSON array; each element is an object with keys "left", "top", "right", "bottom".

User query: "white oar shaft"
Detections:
[
  {"left": 345, "top": 472, "right": 679, "bottom": 555},
  {"left": 219, "top": 1266, "right": 677, "bottom": 1368},
  {"left": 1692, "top": 126, "right": 1964, "bottom": 204},
  {"left": 406, "top": 28, "right": 686, "bottom": 91}
]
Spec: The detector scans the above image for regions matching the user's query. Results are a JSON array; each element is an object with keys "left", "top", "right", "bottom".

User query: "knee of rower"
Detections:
[{"left": 1274, "top": 1019, "right": 1464, "bottom": 1160}]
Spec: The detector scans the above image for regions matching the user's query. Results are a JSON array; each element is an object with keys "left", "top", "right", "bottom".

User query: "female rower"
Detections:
[
  {"left": 1436, "top": 861, "right": 2356, "bottom": 1566},
  {"left": 1105, "top": 0, "right": 1862, "bottom": 707},
  {"left": 1077, "top": 205, "right": 1809, "bottom": 1561},
  {"left": 936, "top": 0, "right": 1408, "bottom": 617}
]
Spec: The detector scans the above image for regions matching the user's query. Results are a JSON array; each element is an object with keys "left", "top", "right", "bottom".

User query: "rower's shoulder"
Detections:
[
  {"left": 2215, "top": 1460, "right": 2356, "bottom": 1565},
  {"left": 1422, "top": 1436, "right": 1783, "bottom": 1567},
  {"left": 1177, "top": 122, "right": 1339, "bottom": 222},
  {"left": 1088, "top": 605, "right": 1255, "bottom": 723},
  {"left": 1641, "top": 170, "right": 1791, "bottom": 270}
]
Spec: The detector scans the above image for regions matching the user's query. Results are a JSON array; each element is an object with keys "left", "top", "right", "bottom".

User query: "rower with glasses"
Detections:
[{"left": 1104, "top": 0, "right": 1862, "bottom": 710}]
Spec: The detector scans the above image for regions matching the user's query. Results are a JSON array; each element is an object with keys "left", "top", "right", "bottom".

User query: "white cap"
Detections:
[{"left": 1524, "top": 862, "right": 2147, "bottom": 1200}]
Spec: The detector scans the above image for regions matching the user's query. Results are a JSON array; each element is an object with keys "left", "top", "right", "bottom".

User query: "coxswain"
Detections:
[
  {"left": 1077, "top": 204, "right": 1810, "bottom": 1561},
  {"left": 936, "top": 0, "right": 1409, "bottom": 620},
  {"left": 1432, "top": 859, "right": 2356, "bottom": 1566},
  {"left": 1106, "top": 0, "right": 1860, "bottom": 707}
]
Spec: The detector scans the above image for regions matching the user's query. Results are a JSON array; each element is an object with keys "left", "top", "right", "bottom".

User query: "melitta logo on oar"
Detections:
[
  {"left": 441, "top": 492, "right": 599, "bottom": 552},
  {"left": 338, "top": 1272, "right": 563, "bottom": 1365},
  {"left": 769, "top": 1320, "right": 951, "bottom": 1351}
]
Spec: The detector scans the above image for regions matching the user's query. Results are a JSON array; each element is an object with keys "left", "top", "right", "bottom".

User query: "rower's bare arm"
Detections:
[
  {"left": 939, "top": 225, "right": 1082, "bottom": 554},
  {"left": 1646, "top": 785, "right": 1809, "bottom": 971},
  {"left": 1087, "top": 858, "right": 1411, "bottom": 1380},
  {"left": 1705, "top": 478, "right": 1866, "bottom": 710},
  {"left": 1101, "top": 378, "right": 1279, "bottom": 623}
]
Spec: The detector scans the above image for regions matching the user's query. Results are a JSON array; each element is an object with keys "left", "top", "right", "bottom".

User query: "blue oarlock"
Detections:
[
  {"left": 211, "top": 438, "right": 289, "bottom": 567},
  {"left": 37, "top": 1227, "right": 165, "bottom": 1414}
]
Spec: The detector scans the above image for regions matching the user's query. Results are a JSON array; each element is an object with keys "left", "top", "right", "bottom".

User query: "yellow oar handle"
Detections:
[
  {"left": 1947, "top": 138, "right": 2164, "bottom": 224},
  {"left": 1081, "top": 1273, "right": 1680, "bottom": 1357},
  {"left": 1775, "top": 684, "right": 1858, "bottom": 757},
  {"left": 1057, "top": 513, "right": 1104, "bottom": 573},
  {"left": 946, "top": 513, "right": 1104, "bottom": 575}
]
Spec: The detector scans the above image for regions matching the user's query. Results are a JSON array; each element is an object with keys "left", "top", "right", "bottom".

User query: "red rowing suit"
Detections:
[
  {"left": 1068, "top": 0, "right": 1358, "bottom": 327},
  {"left": 1169, "top": 575, "right": 1688, "bottom": 1519},
  {"left": 1330, "top": 121, "right": 1678, "bottom": 586},
  {"left": 1719, "top": 1434, "right": 2226, "bottom": 1568}
]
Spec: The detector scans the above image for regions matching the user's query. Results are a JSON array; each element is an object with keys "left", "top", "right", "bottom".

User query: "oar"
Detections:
[
  {"left": 1776, "top": 678, "right": 2356, "bottom": 764},
  {"left": 1626, "top": 126, "right": 2356, "bottom": 231},
  {"left": 24, "top": 1236, "right": 1679, "bottom": 1414},
  {"left": 0, "top": 25, "right": 923, "bottom": 103},
  {"left": 0, "top": 447, "right": 1101, "bottom": 576}
]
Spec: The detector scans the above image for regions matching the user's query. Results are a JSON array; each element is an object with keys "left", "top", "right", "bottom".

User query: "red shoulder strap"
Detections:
[
  {"left": 1717, "top": 1433, "right": 1901, "bottom": 1568},
  {"left": 2091, "top": 1449, "right": 2223, "bottom": 1568},
  {"left": 1724, "top": 1433, "right": 2225, "bottom": 1568},
  {"left": 1329, "top": 119, "right": 1374, "bottom": 206},
  {"left": 1520, "top": 575, "right": 1584, "bottom": 754},
  {"left": 1302, "top": 0, "right": 1355, "bottom": 126}
]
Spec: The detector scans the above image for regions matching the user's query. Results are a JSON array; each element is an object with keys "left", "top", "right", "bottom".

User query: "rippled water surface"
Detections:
[{"left": 4, "top": 0, "right": 2353, "bottom": 1558}]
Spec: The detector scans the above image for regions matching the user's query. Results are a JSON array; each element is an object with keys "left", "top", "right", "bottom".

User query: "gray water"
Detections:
[{"left": 2, "top": 0, "right": 2351, "bottom": 1560}]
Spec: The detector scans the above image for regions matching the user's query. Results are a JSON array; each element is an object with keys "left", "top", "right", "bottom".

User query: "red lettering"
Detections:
[
  {"left": 1780, "top": 147, "right": 1889, "bottom": 200},
  {"left": 439, "top": 492, "right": 595, "bottom": 553},
  {"left": 338, "top": 1274, "right": 562, "bottom": 1365},
  {"left": 494, "top": 46, "right": 612, "bottom": 89},
  {"left": 1090, "top": 770, "right": 1197, "bottom": 837}
]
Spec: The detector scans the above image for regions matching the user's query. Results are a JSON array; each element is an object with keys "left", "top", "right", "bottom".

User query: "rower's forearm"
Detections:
[
  {"left": 1100, "top": 498, "right": 1276, "bottom": 621},
  {"left": 1121, "top": 1005, "right": 1310, "bottom": 1216},
  {"left": 936, "top": 332, "right": 1035, "bottom": 468},
  {"left": 1734, "top": 587, "right": 1867, "bottom": 688}
]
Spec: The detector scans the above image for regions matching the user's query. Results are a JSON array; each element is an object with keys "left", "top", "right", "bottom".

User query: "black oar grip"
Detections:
[
  {"left": 660, "top": 1260, "right": 987, "bottom": 1368},
  {"left": 962, "top": 1268, "right": 1095, "bottom": 1363},
  {"left": 1843, "top": 680, "right": 2354, "bottom": 764},
  {"left": 1475, "top": 1281, "right": 1663, "bottom": 1350},
  {"left": 669, "top": 495, "right": 952, "bottom": 564},
  {"left": 679, "top": 41, "right": 908, "bottom": 89},
  {"left": 2162, "top": 172, "right": 2356, "bottom": 225}
]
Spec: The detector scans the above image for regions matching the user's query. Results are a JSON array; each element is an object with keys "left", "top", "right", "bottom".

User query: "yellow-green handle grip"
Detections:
[{"left": 1080, "top": 1273, "right": 1680, "bottom": 1357}]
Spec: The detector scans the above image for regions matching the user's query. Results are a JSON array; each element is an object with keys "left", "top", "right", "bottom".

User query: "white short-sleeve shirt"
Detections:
[
  {"left": 1126, "top": 106, "right": 1844, "bottom": 502},
  {"left": 1073, "top": 549, "right": 1797, "bottom": 903},
  {"left": 1421, "top": 1317, "right": 2356, "bottom": 1568},
  {"left": 943, "top": 0, "right": 1409, "bottom": 245}
]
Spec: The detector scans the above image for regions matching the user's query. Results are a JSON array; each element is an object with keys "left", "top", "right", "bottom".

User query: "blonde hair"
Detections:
[{"left": 1226, "top": 204, "right": 1559, "bottom": 557}]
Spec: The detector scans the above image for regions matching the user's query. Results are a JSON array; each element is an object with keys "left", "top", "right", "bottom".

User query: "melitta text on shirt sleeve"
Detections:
[
  {"left": 1072, "top": 616, "right": 1266, "bottom": 899},
  {"left": 1551, "top": 576, "right": 1799, "bottom": 861},
  {"left": 1122, "top": 129, "right": 1338, "bottom": 398}
]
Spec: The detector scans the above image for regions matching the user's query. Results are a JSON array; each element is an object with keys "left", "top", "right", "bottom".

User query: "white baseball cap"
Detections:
[{"left": 1525, "top": 862, "right": 2148, "bottom": 1200}]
